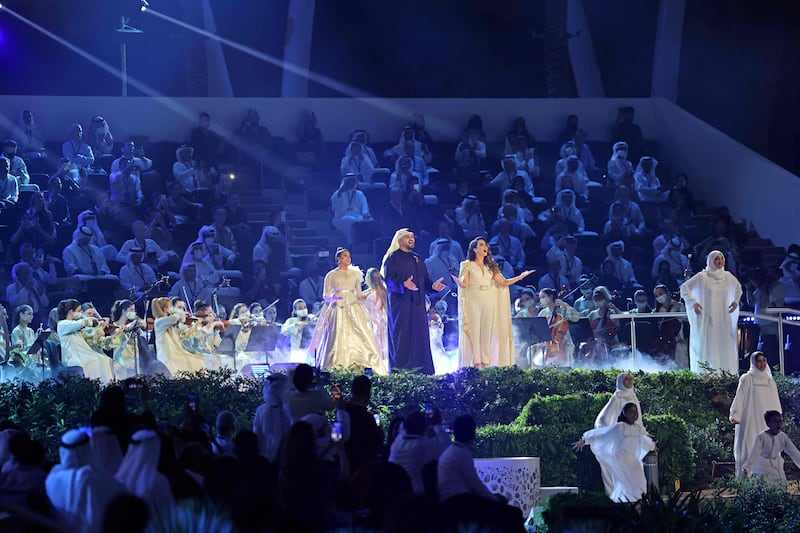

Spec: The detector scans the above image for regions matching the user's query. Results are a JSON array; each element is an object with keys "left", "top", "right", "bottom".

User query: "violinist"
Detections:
[
  {"left": 537, "top": 288, "right": 580, "bottom": 367},
  {"left": 80, "top": 302, "right": 125, "bottom": 354},
  {"left": 151, "top": 297, "right": 205, "bottom": 375},
  {"left": 228, "top": 303, "right": 260, "bottom": 366},
  {"left": 190, "top": 301, "right": 225, "bottom": 368},
  {"left": 108, "top": 299, "right": 146, "bottom": 377},
  {"left": 652, "top": 285, "right": 688, "bottom": 367},
  {"left": 56, "top": 299, "right": 115, "bottom": 382},
  {"left": 280, "top": 298, "right": 317, "bottom": 351},
  {"left": 628, "top": 290, "right": 653, "bottom": 314},
  {"left": 514, "top": 288, "right": 538, "bottom": 318},
  {"left": 7, "top": 305, "right": 38, "bottom": 379},
  {"left": 586, "top": 287, "right": 622, "bottom": 361}
]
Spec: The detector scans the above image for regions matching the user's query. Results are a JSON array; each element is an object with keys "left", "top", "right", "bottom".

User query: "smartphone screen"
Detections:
[
  {"left": 364, "top": 367, "right": 373, "bottom": 377},
  {"left": 331, "top": 422, "right": 342, "bottom": 442},
  {"left": 188, "top": 393, "right": 198, "bottom": 411}
]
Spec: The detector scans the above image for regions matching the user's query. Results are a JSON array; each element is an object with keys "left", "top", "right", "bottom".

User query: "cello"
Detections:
[{"left": 544, "top": 287, "right": 572, "bottom": 365}]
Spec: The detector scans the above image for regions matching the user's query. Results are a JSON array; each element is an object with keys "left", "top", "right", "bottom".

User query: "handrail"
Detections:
[{"left": 608, "top": 308, "right": 800, "bottom": 374}]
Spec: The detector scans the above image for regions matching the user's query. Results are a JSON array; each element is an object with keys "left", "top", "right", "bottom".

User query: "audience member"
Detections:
[
  {"left": 389, "top": 411, "right": 438, "bottom": 495},
  {"left": 331, "top": 174, "right": 372, "bottom": 246},
  {"left": 172, "top": 145, "right": 205, "bottom": 191},
  {"left": 86, "top": 116, "right": 114, "bottom": 158},
  {"left": 344, "top": 375, "right": 384, "bottom": 475},
  {"left": 63, "top": 226, "right": 112, "bottom": 277},
  {"left": 612, "top": 106, "right": 645, "bottom": 161},
  {"left": 557, "top": 114, "right": 580, "bottom": 146},
  {"left": 62, "top": 123, "right": 95, "bottom": 176},
  {"left": 3, "top": 139, "right": 31, "bottom": 187},
  {"left": 115, "top": 429, "right": 174, "bottom": 510},
  {"left": 489, "top": 218, "right": 525, "bottom": 271},
  {"left": 12, "top": 110, "right": 47, "bottom": 161},
  {"left": 0, "top": 157, "right": 20, "bottom": 207},
  {"left": 341, "top": 142, "right": 376, "bottom": 184},
  {"left": 547, "top": 235, "right": 584, "bottom": 287},
  {"left": 190, "top": 111, "right": 225, "bottom": 173},
  {"left": 607, "top": 141, "right": 634, "bottom": 189},
  {"left": 283, "top": 364, "right": 335, "bottom": 423},
  {"left": 253, "top": 374, "right": 291, "bottom": 463},
  {"left": 454, "top": 128, "right": 486, "bottom": 170}
]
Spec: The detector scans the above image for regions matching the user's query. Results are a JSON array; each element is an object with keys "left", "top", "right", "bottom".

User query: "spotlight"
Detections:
[
  {"left": 0, "top": 4, "right": 4, "bottom": 10},
  {"left": 140, "top": 0, "right": 149, "bottom": 12},
  {"left": 229, "top": 173, "right": 235, "bottom": 180}
]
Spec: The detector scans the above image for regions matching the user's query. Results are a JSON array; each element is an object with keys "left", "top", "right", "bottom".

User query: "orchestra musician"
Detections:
[
  {"left": 537, "top": 288, "right": 580, "bottom": 367},
  {"left": 108, "top": 299, "right": 147, "bottom": 378},
  {"left": 189, "top": 301, "right": 226, "bottom": 369},
  {"left": 652, "top": 285, "right": 688, "bottom": 368},
  {"left": 56, "top": 299, "right": 116, "bottom": 382},
  {"left": 280, "top": 298, "right": 317, "bottom": 352},
  {"left": 151, "top": 297, "right": 205, "bottom": 375},
  {"left": 585, "top": 286, "right": 623, "bottom": 362},
  {"left": 7, "top": 305, "right": 39, "bottom": 380}
]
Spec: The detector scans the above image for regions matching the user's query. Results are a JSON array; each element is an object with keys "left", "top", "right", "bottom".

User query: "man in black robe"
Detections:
[{"left": 382, "top": 229, "right": 446, "bottom": 374}]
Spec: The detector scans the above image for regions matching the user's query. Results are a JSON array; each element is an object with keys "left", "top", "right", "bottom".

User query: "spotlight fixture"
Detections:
[{"left": 140, "top": 0, "right": 149, "bottom": 12}]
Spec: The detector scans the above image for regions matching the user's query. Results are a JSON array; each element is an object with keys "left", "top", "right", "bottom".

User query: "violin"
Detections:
[{"left": 544, "top": 286, "right": 571, "bottom": 365}]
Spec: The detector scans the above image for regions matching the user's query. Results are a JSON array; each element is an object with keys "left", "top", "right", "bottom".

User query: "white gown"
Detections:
[
  {"left": 310, "top": 266, "right": 387, "bottom": 374},
  {"left": 457, "top": 261, "right": 513, "bottom": 367},
  {"left": 363, "top": 290, "right": 390, "bottom": 371},
  {"left": 680, "top": 261, "right": 742, "bottom": 373},
  {"left": 58, "top": 319, "right": 115, "bottom": 382},
  {"left": 582, "top": 422, "right": 655, "bottom": 503},
  {"left": 154, "top": 313, "right": 206, "bottom": 375},
  {"left": 729, "top": 356, "right": 782, "bottom": 477}
]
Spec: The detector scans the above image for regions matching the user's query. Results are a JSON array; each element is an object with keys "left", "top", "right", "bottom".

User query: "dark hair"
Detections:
[
  {"left": 293, "top": 364, "right": 314, "bottom": 393},
  {"left": 764, "top": 410, "right": 782, "bottom": 425},
  {"left": 112, "top": 299, "right": 135, "bottom": 322},
  {"left": 169, "top": 296, "right": 184, "bottom": 307},
  {"left": 57, "top": 299, "right": 81, "bottom": 320},
  {"left": 351, "top": 375, "right": 372, "bottom": 398},
  {"left": 335, "top": 247, "right": 349, "bottom": 260},
  {"left": 453, "top": 414, "right": 477, "bottom": 444},
  {"left": 466, "top": 237, "right": 499, "bottom": 274},
  {"left": 3, "top": 139, "right": 17, "bottom": 149},
  {"left": 13, "top": 305, "right": 33, "bottom": 329},
  {"left": 403, "top": 412, "right": 427, "bottom": 436},
  {"left": 540, "top": 288, "right": 557, "bottom": 299},
  {"left": 199, "top": 111, "right": 210, "bottom": 120},
  {"left": 617, "top": 402, "right": 637, "bottom": 424}
]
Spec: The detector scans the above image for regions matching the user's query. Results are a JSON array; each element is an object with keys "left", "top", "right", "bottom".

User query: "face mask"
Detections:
[
  {"left": 539, "top": 298, "right": 549, "bottom": 307},
  {"left": 581, "top": 288, "right": 592, "bottom": 296},
  {"left": 204, "top": 237, "right": 215, "bottom": 247},
  {"left": 126, "top": 311, "right": 137, "bottom": 321},
  {"left": 636, "top": 302, "right": 648, "bottom": 310},
  {"left": 656, "top": 294, "right": 668, "bottom": 305},
  {"left": 296, "top": 309, "right": 308, "bottom": 318}
]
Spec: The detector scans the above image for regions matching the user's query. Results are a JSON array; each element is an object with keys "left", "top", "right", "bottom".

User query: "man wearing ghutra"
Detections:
[{"left": 382, "top": 229, "right": 446, "bottom": 374}]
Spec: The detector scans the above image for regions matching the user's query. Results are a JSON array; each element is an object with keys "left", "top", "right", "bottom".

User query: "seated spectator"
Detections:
[
  {"left": 410, "top": 113, "right": 434, "bottom": 148},
  {"left": 167, "top": 182, "right": 201, "bottom": 223},
  {"left": 390, "top": 155, "right": 422, "bottom": 196},
  {"left": 603, "top": 203, "right": 634, "bottom": 247},
  {"left": 169, "top": 263, "right": 214, "bottom": 304},
  {"left": 389, "top": 412, "right": 439, "bottom": 495},
  {"left": 11, "top": 110, "right": 47, "bottom": 161},
  {"left": 634, "top": 156, "right": 667, "bottom": 203},
  {"left": 27, "top": 191, "right": 56, "bottom": 240},
  {"left": 210, "top": 207, "right": 238, "bottom": 257},
  {"left": 603, "top": 241, "right": 639, "bottom": 289},
  {"left": 254, "top": 225, "right": 296, "bottom": 281},
  {"left": 557, "top": 114, "right": 580, "bottom": 146},
  {"left": 491, "top": 204, "right": 535, "bottom": 244},
  {"left": 653, "top": 217, "right": 683, "bottom": 256},
  {"left": 444, "top": 178, "right": 472, "bottom": 208},
  {"left": 298, "top": 259, "right": 325, "bottom": 307},
  {"left": 109, "top": 155, "right": 143, "bottom": 208},
  {"left": 6, "top": 262, "right": 49, "bottom": 321},
  {"left": 555, "top": 155, "right": 589, "bottom": 202},
  {"left": 238, "top": 108, "right": 273, "bottom": 151},
  {"left": 283, "top": 363, "right": 335, "bottom": 423},
  {"left": 672, "top": 172, "right": 696, "bottom": 213},
  {"left": 438, "top": 414, "right": 502, "bottom": 503},
  {"left": 340, "top": 142, "right": 376, "bottom": 184},
  {"left": 426, "top": 239, "right": 459, "bottom": 292},
  {"left": 46, "top": 429, "right": 126, "bottom": 533},
  {"left": 428, "top": 219, "right": 465, "bottom": 264},
  {"left": 297, "top": 109, "right": 324, "bottom": 156},
  {"left": 489, "top": 218, "right": 525, "bottom": 271},
  {"left": 19, "top": 242, "right": 58, "bottom": 286},
  {"left": 350, "top": 130, "right": 379, "bottom": 166},
  {"left": 539, "top": 189, "right": 586, "bottom": 234},
  {"left": 651, "top": 236, "right": 689, "bottom": 279},
  {"left": 609, "top": 186, "right": 646, "bottom": 234},
  {"left": 0, "top": 157, "right": 19, "bottom": 207},
  {"left": 538, "top": 258, "right": 571, "bottom": 292},
  {"left": 510, "top": 134, "right": 540, "bottom": 179},
  {"left": 86, "top": 115, "right": 114, "bottom": 157},
  {"left": 331, "top": 174, "right": 372, "bottom": 246},
  {"left": 172, "top": 145, "right": 206, "bottom": 191},
  {"left": 612, "top": 106, "right": 646, "bottom": 161},
  {"left": 9, "top": 212, "right": 54, "bottom": 254},
  {"left": 489, "top": 157, "right": 533, "bottom": 196},
  {"left": 185, "top": 226, "right": 237, "bottom": 272},
  {"left": 111, "top": 141, "right": 153, "bottom": 189},
  {"left": 244, "top": 261, "right": 280, "bottom": 308},
  {"left": 77, "top": 209, "right": 118, "bottom": 261},
  {"left": 497, "top": 189, "right": 534, "bottom": 224},
  {"left": 3, "top": 139, "right": 31, "bottom": 187},
  {"left": 46, "top": 176, "right": 71, "bottom": 225},
  {"left": 383, "top": 127, "right": 431, "bottom": 164},
  {"left": 190, "top": 111, "right": 225, "bottom": 173},
  {"left": 454, "top": 128, "right": 487, "bottom": 170},
  {"left": 212, "top": 173, "right": 234, "bottom": 207},
  {"left": 555, "top": 142, "right": 589, "bottom": 181},
  {"left": 119, "top": 247, "right": 158, "bottom": 298},
  {"left": 573, "top": 275, "right": 597, "bottom": 317},
  {"left": 460, "top": 114, "right": 487, "bottom": 142},
  {"left": 0, "top": 430, "right": 48, "bottom": 510},
  {"left": 253, "top": 374, "right": 291, "bottom": 463},
  {"left": 607, "top": 141, "right": 634, "bottom": 189},
  {"left": 455, "top": 195, "right": 486, "bottom": 241},
  {"left": 546, "top": 235, "right": 584, "bottom": 288},
  {"left": 116, "top": 220, "right": 175, "bottom": 268},
  {"left": 144, "top": 206, "right": 176, "bottom": 250},
  {"left": 62, "top": 123, "right": 95, "bottom": 176},
  {"left": 225, "top": 192, "right": 250, "bottom": 230},
  {"left": 344, "top": 375, "right": 384, "bottom": 474},
  {"left": 401, "top": 140, "right": 429, "bottom": 186},
  {"left": 115, "top": 429, "right": 174, "bottom": 510},
  {"left": 380, "top": 187, "right": 409, "bottom": 235},
  {"left": 572, "top": 128, "right": 599, "bottom": 178},
  {"left": 63, "top": 226, "right": 111, "bottom": 277},
  {"left": 504, "top": 116, "right": 537, "bottom": 153}
]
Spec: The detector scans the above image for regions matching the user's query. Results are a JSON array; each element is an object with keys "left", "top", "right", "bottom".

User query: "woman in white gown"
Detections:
[
  {"left": 680, "top": 250, "right": 743, "bottom": 373},
  {"left": 574, "top": 402, "right": 656, "bottom": 503},
  {"left": 729, "top": 351, "right": 782, "bottom": 478},
  {"left": 594, "top": 372, "right": 647, "bottom": 496},
  {"left": 453, "top": 237, "right": 533, "bottom": 368},
  {"left": 310, "top": 248, "right": 387, "bottom": 374},
  {"left": 151, "top": 297, "right": 206, "bottom": 375},
  {"left": 362, "top": 267, "right": 390, "bottom": 370},
  {"left": 56, "top": 299, "right": 115, "bottom": 382}
]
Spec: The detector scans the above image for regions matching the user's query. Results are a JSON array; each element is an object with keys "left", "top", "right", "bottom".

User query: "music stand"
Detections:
[
  {"left": 569, "top": 318, "right": 594, "bottom": 346},
  {"left": 512, "top": 316, "right": 552, "bottom": 345},
  {"left": 245, "top": 325, "right": 281, "bottom": 357},
  {"left": 27, "top": 329, "right": 52, "bottom": 381}
]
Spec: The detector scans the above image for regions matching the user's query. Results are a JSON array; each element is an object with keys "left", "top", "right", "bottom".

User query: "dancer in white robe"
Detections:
[
  {"left": 453, "top": 237, "right": 533, "bottom": 368},
  {"left": 45, "top": 429, "right": 126, "bottom": 533},
  {"left": 57, "top": 299, "right": 115, "bottom": 382},
  {"left": 151, "top": 297, "right": 206, "bottom": 375},
  {"left": 680, "top": 250, "right": 743, "bottom": 373},
  {"left": 729, "top": 351, "right": 782, "bottom": 477},
  {"left": 310, "top": 248, "right": 387, "bottom": 374},
  {"left": 594, "top": 372, "right": 647, "bottom": 496},
  {"left": 574, "top": 403, "right": 655, "bottom": 503},
  {"left": 742, "top": 410, "right": 800, "bottom": 484},
  {"left": 116, "top": 429, "right": 174, "bottom": 510}
]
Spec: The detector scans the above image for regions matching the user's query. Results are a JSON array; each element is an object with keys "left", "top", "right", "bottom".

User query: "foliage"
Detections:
[
  {"left": 711, "top": 477, "right": 800, "bottom": 532},
  {"left": 643, "top": 414, "right": 695, "bottom": 488},
  {"left": 147, "top": 500, "right": 235, "bottom": 533}
]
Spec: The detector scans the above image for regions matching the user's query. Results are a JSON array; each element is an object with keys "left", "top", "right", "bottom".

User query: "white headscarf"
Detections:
[
  {"left": 254, "top": 374, "right": 291, "bottom": 462},
  {"left": 746, "top": 351, "right": 773, "bottom": 384},
  {"left": 91, "top": 426, "right": 122, "bottom": 475},
  {"left": 381, "top": 228, "right": 412, "bottom": 272},
  {"left": 705, "top": 250, "right": 726, "bottom": 281},
  {"left": 594, "top": 372, "right": 645, "bottom": 431},
  {"left": 115, "top": 430, "right": 164, "bottom": 501}
]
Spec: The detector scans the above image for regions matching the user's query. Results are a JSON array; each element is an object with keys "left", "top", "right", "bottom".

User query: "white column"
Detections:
[
  {"left": 651, "top": 0, "right": 687, "bottom": 102},
  {"left": 566, "top": 0, "right": 605, "bottom": 97},
  {"left": 281, "top": 0, "right": 317, "bottom": 97},
  {"left": 201, "top": 0, "right": 234, "bottom": 97}
]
